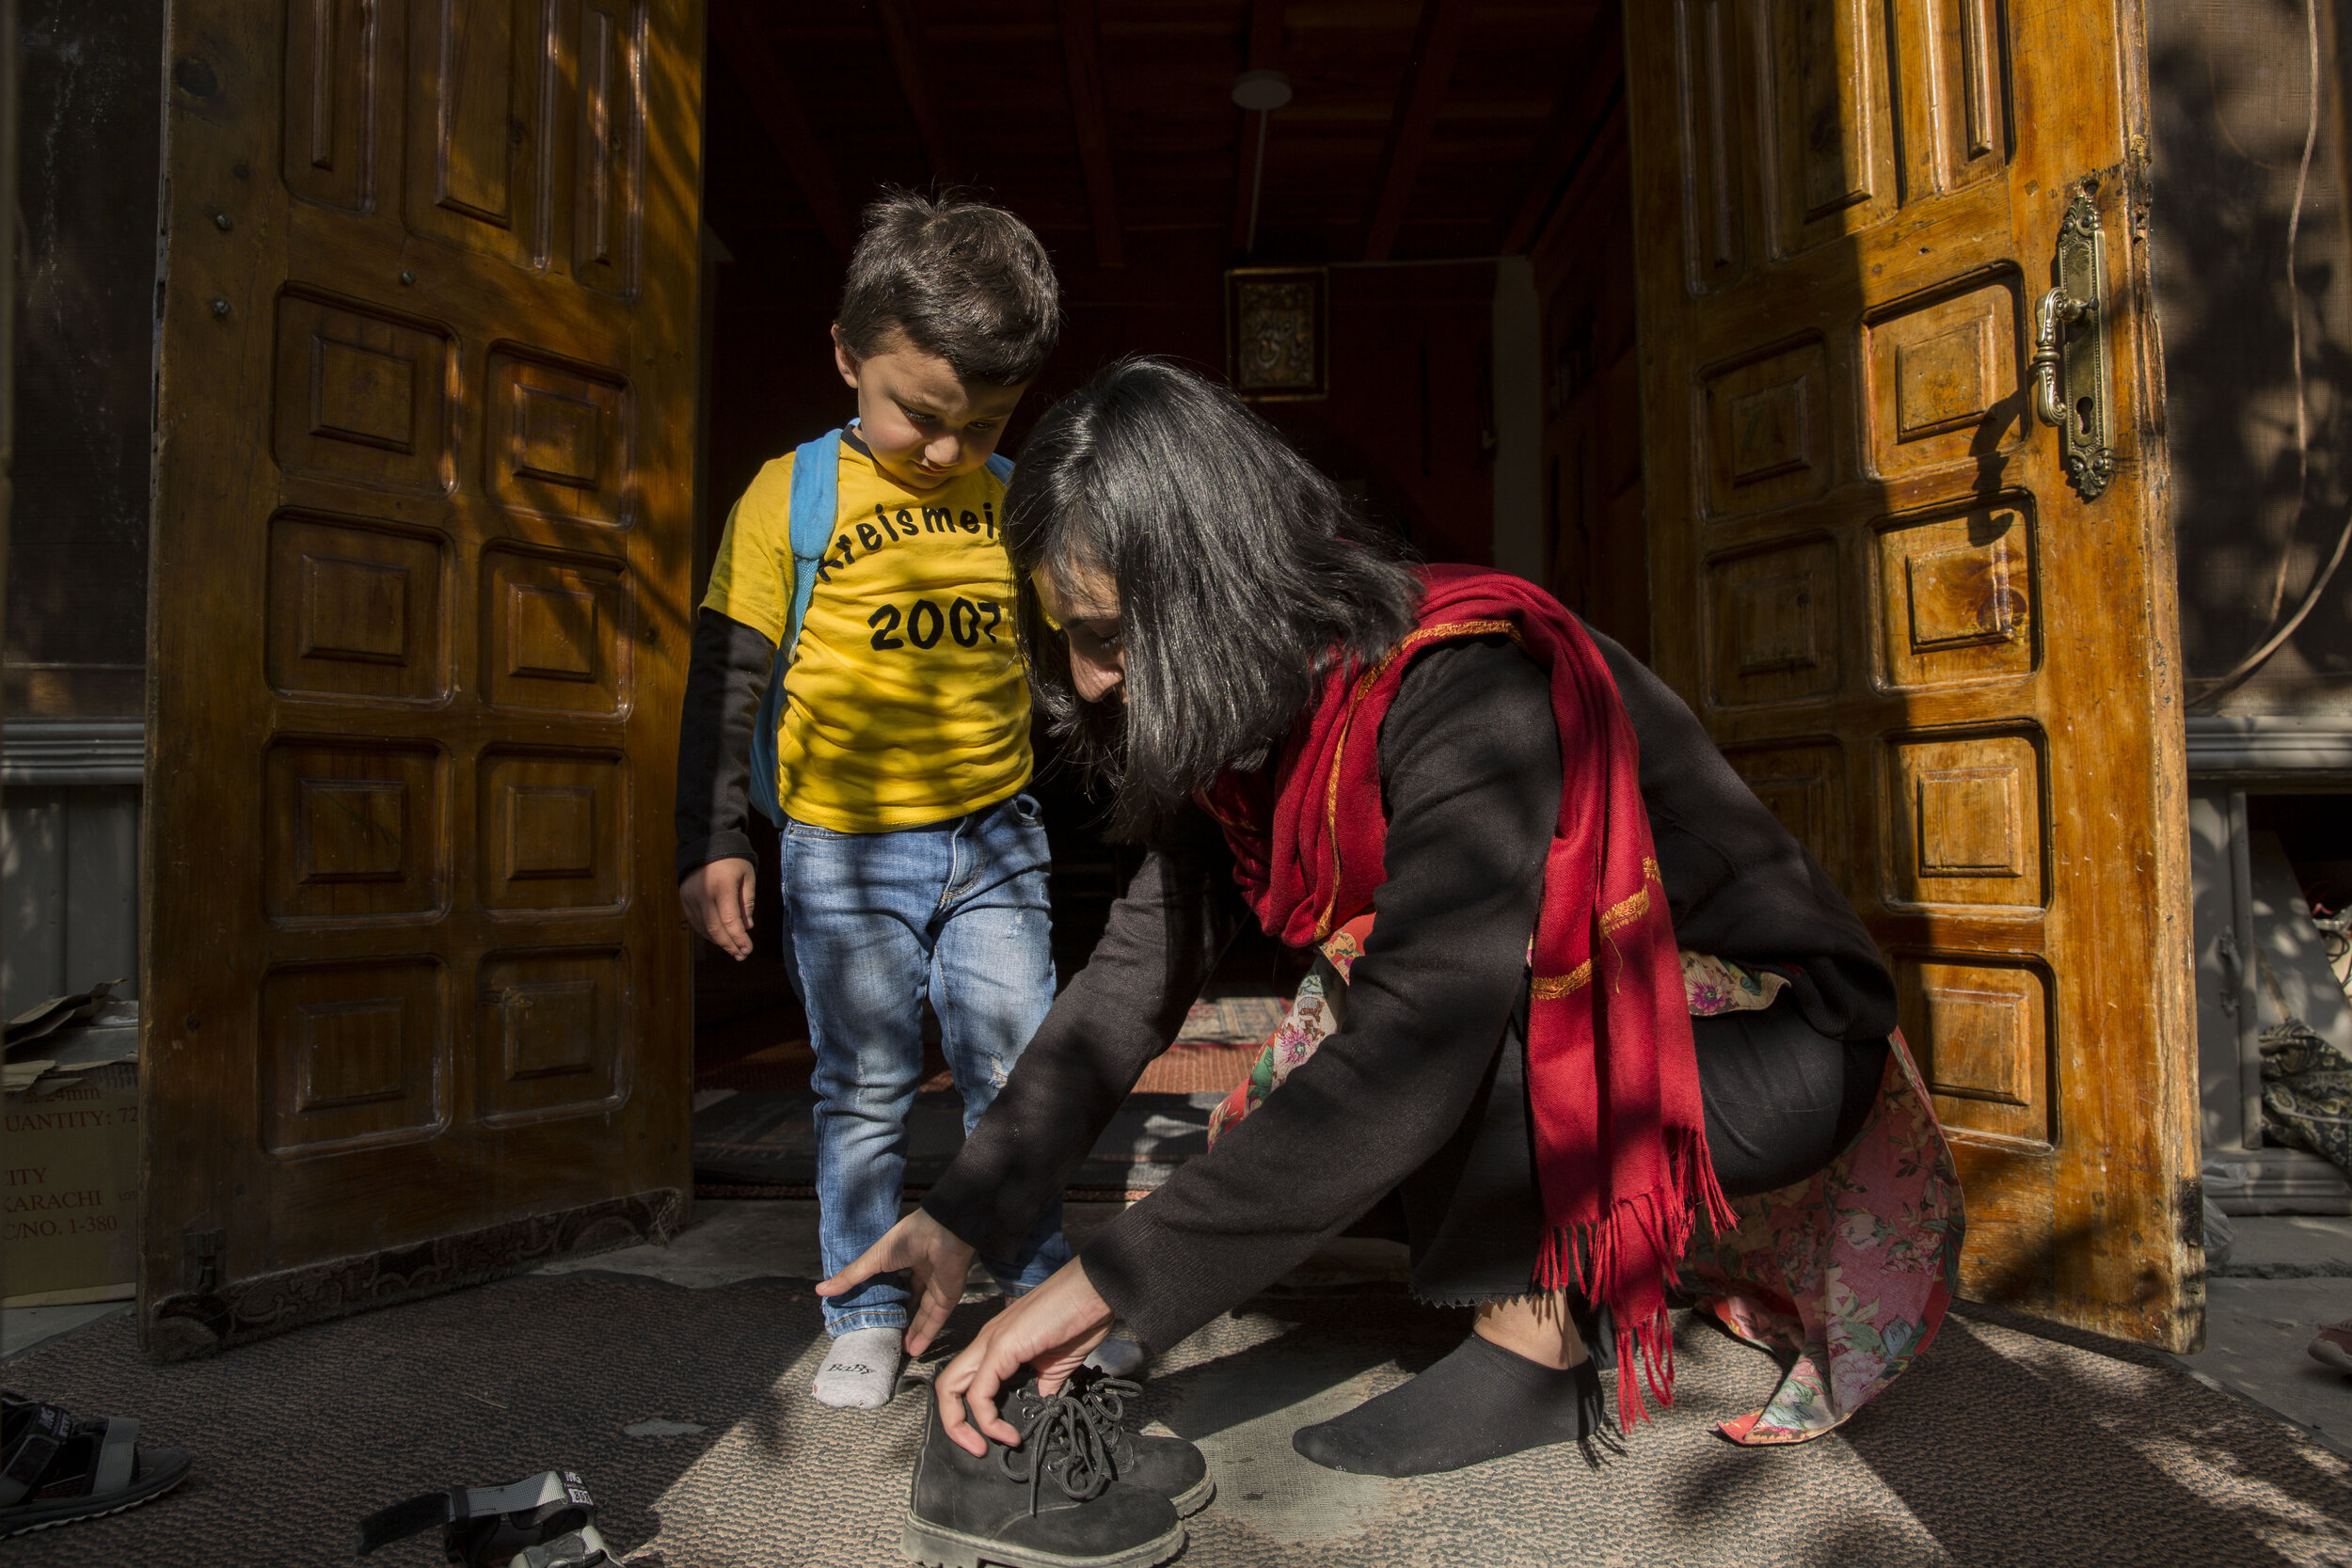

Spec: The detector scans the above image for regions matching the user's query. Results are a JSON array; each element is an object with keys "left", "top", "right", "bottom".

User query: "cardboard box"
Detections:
[{"left": 4, "top": 1020, "right": 137, "bottom": 1307}]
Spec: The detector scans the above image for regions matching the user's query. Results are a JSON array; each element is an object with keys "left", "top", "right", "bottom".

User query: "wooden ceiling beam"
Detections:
[
  {"left": 873, "top": 0, "right": 951, "bottom": 177},
  {"left": 1228, "top": 0, "right": 1288, "bottom": 254},
  {"left": 1359, "top": 0, "right": 1475, "bottom": 262},
  {"left": 1499, "top": 8, "right": 1625, "bottom": 254},
  {"left": 1056, "top": 0, "right": 1125, "bottom": 269},
  {"left": 710, "top": 0, "right": 856, "bottom": 261}
]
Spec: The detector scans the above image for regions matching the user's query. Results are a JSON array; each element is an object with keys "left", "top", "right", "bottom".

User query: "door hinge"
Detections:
[{"left": 2031, "top": 189, "right": 2118, "bottom": 500}]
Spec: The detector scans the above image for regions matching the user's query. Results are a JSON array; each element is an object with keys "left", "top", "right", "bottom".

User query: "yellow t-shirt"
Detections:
[{"left": 701, "top": 434, "right": 1030, "bottom": 832}]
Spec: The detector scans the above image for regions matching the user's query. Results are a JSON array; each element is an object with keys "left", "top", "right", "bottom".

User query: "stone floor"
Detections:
[
  {"left": 2, "top": 1298, "right": 129, "bottom": 1358},
  {"left": 2176, "top": 1213, "right": 2352, "bottom": 1455}
]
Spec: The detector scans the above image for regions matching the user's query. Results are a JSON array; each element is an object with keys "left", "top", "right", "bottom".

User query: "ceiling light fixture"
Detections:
[
  {"left": 1232, "top": 70, "right": 1293, "bottom": 256},
  {"left": 1232, "top": 70, "right": 1293, "bottom": 112}
]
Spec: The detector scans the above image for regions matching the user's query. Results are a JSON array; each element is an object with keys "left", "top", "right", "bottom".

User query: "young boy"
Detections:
[{"left": 676, "top": 191, "right": 1070, "bottom": 1409}]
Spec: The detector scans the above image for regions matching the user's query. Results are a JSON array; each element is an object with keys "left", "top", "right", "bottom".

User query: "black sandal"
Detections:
[{"left": 0, "top": 1391, "right": 192, "bottom": 1536}]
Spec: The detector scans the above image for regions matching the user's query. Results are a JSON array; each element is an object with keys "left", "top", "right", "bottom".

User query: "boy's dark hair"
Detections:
[
  {"left": 1005, "top": 357, "right": 1423, "bottom": 840},
  {"left": 835, "top": 189, "right": 1060, "bottom": 387}
]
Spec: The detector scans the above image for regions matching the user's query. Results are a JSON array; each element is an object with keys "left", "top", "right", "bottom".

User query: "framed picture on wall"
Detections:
[{"left": 1225, "top": 266, "right": 1328, "bottom": 402}]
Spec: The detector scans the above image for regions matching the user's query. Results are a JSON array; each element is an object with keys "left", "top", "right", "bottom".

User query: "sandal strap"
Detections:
[
  {"left": 355, "top": 1472, "right": 585, "bottom": 1557},
  {"left": 90, "top": 1416, "right": 137, "bottom": 1497},
  {"left": 0, "top": 1401, "right": 73, "bottom": 1509},
  {"left": 460, "top": 1472, "right": 582, "bottom": 1518}
]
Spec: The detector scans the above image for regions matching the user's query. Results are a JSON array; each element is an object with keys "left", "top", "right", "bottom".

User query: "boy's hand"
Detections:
[
  {"left": 679, "top": 857, "right": 757, "bottom": 958},
  {"left": 819, "top": 1209, "right": 976, "bottom": 1357}
]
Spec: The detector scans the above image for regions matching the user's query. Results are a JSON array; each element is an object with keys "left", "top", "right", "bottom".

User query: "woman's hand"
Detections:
[
  {"left": 818, "top": 1209, "right": 976, "bottom": 1357},
  {"left": 933, "top": 1259, "right": 1115, "bottom": 1456},
  {"left": 679, "top": 858, "right": 757, "bottom": 959}
]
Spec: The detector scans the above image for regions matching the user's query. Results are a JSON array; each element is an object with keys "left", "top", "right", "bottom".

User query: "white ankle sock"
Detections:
[{"left": 812, "top": 1326, "right": 903, "bottom": 1409}]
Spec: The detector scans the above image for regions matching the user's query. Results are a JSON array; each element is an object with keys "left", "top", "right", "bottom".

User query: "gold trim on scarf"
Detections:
[
  {"left": 1534, "top": 860, "right": 1661, "bottom": 998},
  {"left": 1600, "top": 857, "right": 1666, "bottom": 936},
  {"left": 1531, "top": 961, "right": 1595, "bottom": 998}
]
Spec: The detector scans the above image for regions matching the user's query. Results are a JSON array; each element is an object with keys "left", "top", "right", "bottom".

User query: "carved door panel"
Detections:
[
  {"left": 1625, "top": 2, "right": 2199, "bottom": 1345},
  {"left": 142, "top": 0, "right": 703, "bottom": 1356}
]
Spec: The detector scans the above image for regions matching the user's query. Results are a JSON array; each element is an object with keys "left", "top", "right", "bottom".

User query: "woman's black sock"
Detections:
[{"left": 1290, "top": 1330, "right": 1605, "bottom": 1478}]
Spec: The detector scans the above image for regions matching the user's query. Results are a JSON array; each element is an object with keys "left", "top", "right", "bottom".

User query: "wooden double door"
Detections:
[
  {"left": 141, "top": 0, "right": 703, "bottom": 1355},
  {"left": 138, "top": 0, "right": 2198, "bottom": 1357}
]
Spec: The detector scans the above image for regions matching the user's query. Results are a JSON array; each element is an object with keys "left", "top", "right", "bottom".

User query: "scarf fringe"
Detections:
[{"left": 1534, "top": 1127, "right": 1737, "bottom": 1432}]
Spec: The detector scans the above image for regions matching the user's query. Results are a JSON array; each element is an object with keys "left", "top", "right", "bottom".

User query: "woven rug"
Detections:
[
  {"left": 695, "top": 1040, "right": 1255, "bottom": 1101},
  {"left": 693, "top": 1087, "right": 1225, "bottom": 1199},
  {"left": 1175, "top": 995, "right": 1289, "bottom": 1044},
  {"left": 7, "top": 1274, "right": 2349, "bottom": 1567},
  {"left": 689, "top": 992, "right": 1280, "bottom": 1197},
  {"left": 692, "top": 994, "right": 1281, "bottom": 1087},
  {"left": 1134, "top": 1041, "right": 1262, "bottom": 1094}
]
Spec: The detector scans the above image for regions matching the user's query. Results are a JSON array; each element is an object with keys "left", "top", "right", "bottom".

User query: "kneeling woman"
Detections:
[{"left": 826, "top": 359, "right": 1955, "bottom": 1489}]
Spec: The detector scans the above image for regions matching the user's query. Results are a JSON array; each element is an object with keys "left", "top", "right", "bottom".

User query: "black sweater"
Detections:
[{"left": 919, "top": 631, "right": 1895, "bottom": 1354}]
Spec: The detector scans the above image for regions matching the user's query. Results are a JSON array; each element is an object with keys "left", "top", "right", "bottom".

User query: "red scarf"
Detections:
[{"left": 1200, "top": 563, "right": 1734, "bottom": 1421}]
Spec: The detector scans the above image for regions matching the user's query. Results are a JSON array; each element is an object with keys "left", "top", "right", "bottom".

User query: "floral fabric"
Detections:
[
  {"left": 1206, "top": 921, "right": 1368, "bottom": 1148},
  {"left": 1677, "top": 1027, "right": 1963, "bottom": 1443},
  {"left": 1681, "top": 951, "right": 1790, "bottom": 1016},
  {"left": 1203, "top": 928, "right": 1963, "bottom": 1445}
]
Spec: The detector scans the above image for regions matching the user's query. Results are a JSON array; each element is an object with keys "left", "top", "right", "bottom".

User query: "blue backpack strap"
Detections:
[
  {"left": 783, "top": 434, "right": 842, "bottom": 641},
  {"left": 747, "top": 429, "right": 844, "bottom": 828},
  {"left": 985, "top": 452, "right": 1013, "bottom": 483}
]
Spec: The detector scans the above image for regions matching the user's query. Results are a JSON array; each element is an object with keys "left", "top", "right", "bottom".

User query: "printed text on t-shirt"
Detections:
[
  {"left": 866, "top": 597, "right": 1002, "bottom": 651},
  {"left": 815, "top": 499, "right": 998, "bottom": 585}
]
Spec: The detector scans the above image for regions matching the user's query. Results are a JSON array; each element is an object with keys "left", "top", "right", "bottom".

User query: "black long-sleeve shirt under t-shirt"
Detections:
[
  {"left": 918, "top": 629, "right": 1896, "bottom": 1355},
  {"left": 675, "top": 609, "right": 776, "bottom": 882}
]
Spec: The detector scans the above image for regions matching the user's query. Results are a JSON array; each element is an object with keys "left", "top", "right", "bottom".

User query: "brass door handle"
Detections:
[
  {"left": 2030, "top": 287, "right": 2091, "bottom": 428},
  {"left": 2031, "top": 191, "right": 2116, "bottom": 499}
]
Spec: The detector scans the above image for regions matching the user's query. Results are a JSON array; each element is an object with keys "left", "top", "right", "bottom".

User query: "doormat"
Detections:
[{"left": 692, "top": 1088, "right": 1222, "bottom": 1200}]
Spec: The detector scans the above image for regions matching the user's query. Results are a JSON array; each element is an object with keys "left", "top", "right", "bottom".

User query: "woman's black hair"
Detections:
[{"left": 1004, "top": 357, "right": 1423, "bottom": 838}]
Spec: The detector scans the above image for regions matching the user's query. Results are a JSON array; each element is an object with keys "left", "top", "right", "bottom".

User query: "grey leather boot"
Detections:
[{"left": 901, "top": 1386, "right": 1184, "bottom": 1568}]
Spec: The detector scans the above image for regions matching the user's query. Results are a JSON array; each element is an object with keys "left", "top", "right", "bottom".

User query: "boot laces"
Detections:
[
  {"left": 996, "top": 1374, "right": 1136, "bottom": 1514},
  {"left": 1071, "top": 1367, "right": 1141, "bottom": 1431}
]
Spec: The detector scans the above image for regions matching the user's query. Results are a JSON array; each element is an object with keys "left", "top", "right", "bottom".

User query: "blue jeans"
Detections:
[{"left": 782, "top": 791, "right": 1070, "bottom": 1336}]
